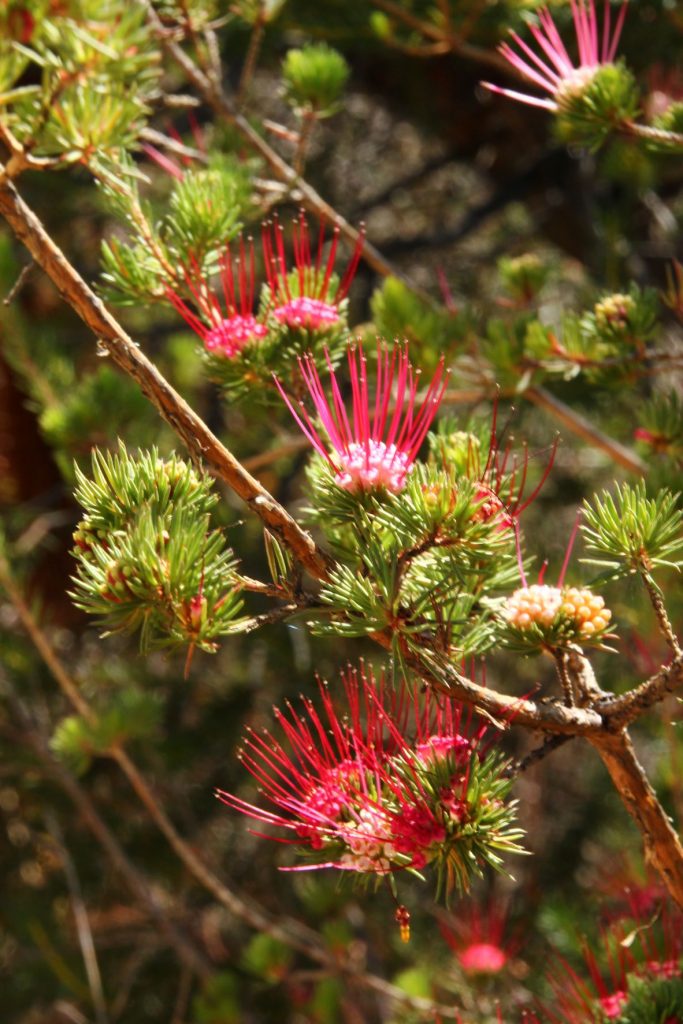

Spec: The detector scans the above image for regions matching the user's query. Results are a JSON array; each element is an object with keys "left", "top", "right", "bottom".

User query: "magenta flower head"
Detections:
[
  {"left": 276, "top": 342, "right": 448, "bottom": 494},
  {"left": 440, "top": 898, "right": 518, "bottom": 975},
  {"left": 483, "top": 1, "right": 627, "bottom": 111},
  {"left": 217, "top": 664, "right": 523, "bottom": 899},
  {"left": 262, "top": 210, "right": 364, "bottom": 331},
  {"left": 167, "top": 238, "right": 268, "bottom": 358}
]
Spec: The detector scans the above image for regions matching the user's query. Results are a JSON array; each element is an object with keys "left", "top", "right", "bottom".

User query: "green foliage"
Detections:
[
  {"left": 616, "top": 970, "right": 683, "bottom": 1024},
  {"left": 424, "top": 749, "right": 526, "bottom": 900},
  {"left": 263, "top": 530, "right": 295, "bottom": 593},
  {"left": 71, "top": 444, "right": 244, "bottom": 652},
  {"left": 281, "top": 43, "right": 350, "bottom": 118},
  {"left": 2, "top": 2, "right": 160, "bottom": 164},
  {"left": 241, "top": 932, "right": 294, "bottom": 980},
  {"left": 650, "top": 102, "right": 683, "bottom": 151},
  {"left": 39, "top": 365, "right": 159, "bottom": 474},
  {"left": 635, "top": 391, "right": 683, "bottom": 465},
  {"left": 582, "top": 481, "right": 683, "bottom": 578},
  {"left": 498, "top": 253, "right": 550, "bottom": 305},
  {"left": 99, "top": 154, "right": 251, "bottom": 306},
  {"left": 192, "top": 971, "right": 241, "bottom": 1024},
  {"left": 163, "top": 165, "right": 244, "bottom": 261},
  {"left": 51, "top": 689, "right": 162, "bottom": 774},
  {"left": 555, "top": 62, "right": 640, "bottom": 150}
]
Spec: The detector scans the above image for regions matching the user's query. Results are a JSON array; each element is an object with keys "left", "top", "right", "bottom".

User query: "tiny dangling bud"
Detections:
[{"left": 395, "top": 905, "right": 411, "bottom": 943}]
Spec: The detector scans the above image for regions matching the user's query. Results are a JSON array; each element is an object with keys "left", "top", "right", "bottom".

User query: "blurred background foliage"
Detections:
[{"left": 0, "top": 0, "right": 682, "bottom": 1021}]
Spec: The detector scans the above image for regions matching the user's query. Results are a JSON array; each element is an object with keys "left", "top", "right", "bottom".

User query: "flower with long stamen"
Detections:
[
  {"left": 445, "top": 405, "right": 557, "bottom": 532},
  {"left": 217, "top": 664, "right": 523, "bottom": 898},
  {"left": 483, "top": 0, "right": 627, "bottom": 112},
  {"left": 262, "top": 210, "right": 364, "bottom": 331},
  {"left": 276, "top": 343, "right": 448, "bottom": 494},
  {"left": 167, "top": 238, "right": 268, "bottom": 358},
  {"left": 440, "top": 898, "right": 518, "bottom": 976}
]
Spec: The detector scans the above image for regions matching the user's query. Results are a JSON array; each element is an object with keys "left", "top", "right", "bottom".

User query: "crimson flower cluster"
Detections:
[
  {"left": 218, "top": 665, "right": 522, "bottom": 896},
  {"left": 167, "top": 212, "right": 363, "bottom": 360}
]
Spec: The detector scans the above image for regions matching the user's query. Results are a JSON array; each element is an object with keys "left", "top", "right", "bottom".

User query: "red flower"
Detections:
[
  {"left": 262, "top": 211, "right": 364, "bottom": 331},
  {"left": 276, "top": 342, "right": 448, "bottom": 493},
  {"left": 217, "top": 664, "right": 490, "bottom": 879},
  {"left": 467, "top": 404, "right": 557, "bottom": 532},
  {"left": 167, "top": 239, "right": 268, "bottom": 357}
]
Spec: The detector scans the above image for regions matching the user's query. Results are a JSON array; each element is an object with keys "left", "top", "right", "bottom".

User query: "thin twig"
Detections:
[
  {"left": 525, "top": 386, "right": 646, "bottom": 475},
  {"left": 596, "top": 653, "right": 683, "bottom": 730},
  {"left": 237, "top": 7, "right": 266, "bottom": 104},
  {"left": 641, "top": 572, "right": 682, "bottom": 657},
  {"left": 369, "top": 0, "right": 513, "bottom": 76},
  {"left": 44, "top": 812, "right": 110, "bottom": 1024},
  {"left": 7, "top": 691, "right": 211, "bottom": 978},
  {"left": 506, "top": 734, "right": 572, "bottom": 776},
  {"left": 4, "top": 260, "right": 33, "bottom": 305},
  {"left": 623, "top": 120, "right": 683, "bottom": 150}
]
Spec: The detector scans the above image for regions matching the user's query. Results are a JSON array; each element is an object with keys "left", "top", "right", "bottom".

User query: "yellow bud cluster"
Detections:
[
  {"left": 594, "top": 292, "right": 635, "bottom": 330},
  {"left": 560, "top": 587, "right": 612, "bottom": 636},
  {"left": 504, "top": 584, "right": 612, "bottom": 638},
  {"left": 504, "top": 585, "right": 563, "bottom": 628}
]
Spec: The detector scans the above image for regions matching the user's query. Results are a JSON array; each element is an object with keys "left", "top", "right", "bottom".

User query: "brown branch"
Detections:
[
  {"left": 393, "top": 641, "right": 605, "bottom": 735},
  {"left": 594, "top": 653, "right": 683, "bottom": 731},
  {"left": 589, "top": 728, "right": 683, "bottom": 910},
  {"left": 369, "top": 0, "right": 514, "bottom": 76},
  {"left": 525, "top": 386, "right": 646, "bottom": 475},
  {"left": 0, "top": 171, "right": 329, "bottom": 582}
]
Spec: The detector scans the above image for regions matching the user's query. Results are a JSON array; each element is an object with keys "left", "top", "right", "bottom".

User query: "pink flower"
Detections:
[
  {"left": 217, "top": 664, "right": 489, "bottom": 879},
  {"left": 440, "top": 898, "right": 516, "bottom": 976},
  {"left": 276, "top": 343, "right": 448, "bottom": 493},
  {"left": 167, "top": 238, "right": 268, "bottom": 357},
  {"left": 483, "top": 1, "right": 627, "bottom": 111},
  {"left": 262, "top": 211, "right": 364, "bottom": 331}
]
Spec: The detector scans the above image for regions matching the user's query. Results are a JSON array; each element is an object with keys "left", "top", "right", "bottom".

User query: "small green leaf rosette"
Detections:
[{"left": 71, "top": 444, "right": 244, "bottom": 652}]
